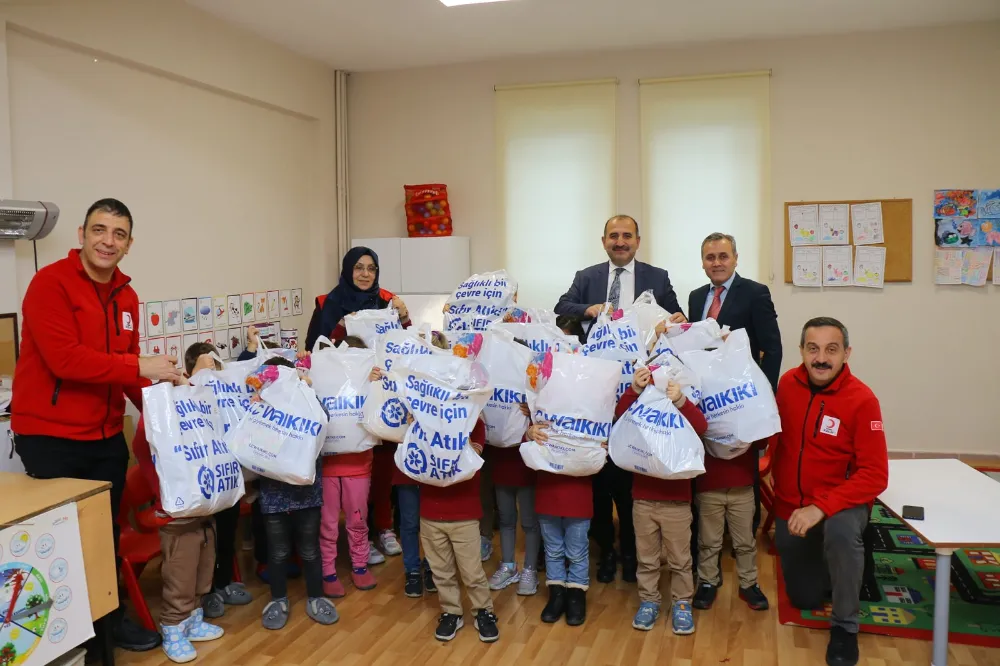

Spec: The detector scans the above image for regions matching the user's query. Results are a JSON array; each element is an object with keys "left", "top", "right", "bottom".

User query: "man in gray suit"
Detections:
[{"left": 554, "top": 214, "right": 684, "bottom": 583}]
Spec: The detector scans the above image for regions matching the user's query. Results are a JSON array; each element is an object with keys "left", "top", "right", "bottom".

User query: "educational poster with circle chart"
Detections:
[
  {"left": 0, "top": 502, "right": 93, "bottom": 666},
  {"left": 933, "top": 189, "right": 998, "bottom": 286}
]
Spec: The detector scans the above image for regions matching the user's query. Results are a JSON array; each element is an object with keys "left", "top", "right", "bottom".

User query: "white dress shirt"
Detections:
[
  {"left": 701, "top": 272, "right": 736, "bottom": 321},
  {"left": 607, "top": 259, "right": 636, "bottom": 308}
]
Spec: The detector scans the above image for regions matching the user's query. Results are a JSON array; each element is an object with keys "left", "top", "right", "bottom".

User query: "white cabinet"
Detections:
[
  {"left": 350, "top": 236, "right": 470, "bottom": 295},
  {"left": 350, "top": 238, "right": 402, "bottom": 293}
]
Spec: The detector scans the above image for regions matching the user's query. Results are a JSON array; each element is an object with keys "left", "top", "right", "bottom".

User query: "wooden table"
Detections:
[
  {"left": 0, "top": 472, "right": 118, "bottom": 664},
  {"left": 878, "top": 459, "right": 1000, "bottom": 666}
]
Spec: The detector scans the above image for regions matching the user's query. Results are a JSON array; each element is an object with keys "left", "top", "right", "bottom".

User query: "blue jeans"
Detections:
[
  {"left": 397, "top": 484, "right": 424, "bottom": 574},
  {"left": 538, "top": 514, "right": 591, "bottom": 589}
]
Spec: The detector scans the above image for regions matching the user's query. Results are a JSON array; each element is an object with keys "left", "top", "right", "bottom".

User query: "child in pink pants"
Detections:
[{"left": 320, "top": 449, "right": 377, "bottom": 596}]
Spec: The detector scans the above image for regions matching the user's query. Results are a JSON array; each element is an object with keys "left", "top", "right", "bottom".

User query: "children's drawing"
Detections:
[
  {"left": 227, "top": 295, "right": 242, "bottom": 326},
  {"left": 961, "top": 248, "right": 993, "bottom": 286},
  {"left": 936, "top": 217, "right": 1000, "bottom": 247},
  {"left": 147, "top": 337, "right": 164, "bottom": 356},
  {"left": 822, "top": 246, "right": 853, "bottom": 286},
  {"left": 163, "top": 301, "right": 182, "bottom": 335},
  {"left": 228, "top": 328, "right": 244, "bottom": 359},
  {"left": 975, "top": 189, "right": 1000, "bottom": 219},
  {"left": 818, "top": 204, "right": 849, "bottom": 245},
  {"left": 792, "top": 247, "right": 821, "bottom": 288},
  {"left": 254, "top": 293, "right": 267, "bottom": 319},
  {"left": 214, "top": 336, "right": 229, "bottom": 361},
  {"left": 850, "top": 202, "right": 884, "bottom": 245},
  {"left": 280, "top": 290, "right": 292, "bottom": 317},
  {"left": 145, "top": 302, "right": 163, "bottom": 337},
  {"left": 788, "top": 204, "right": 818, "bottom": 246},
  {"left": 240, "top": 294, "right": 255, "bottom": 324},
  {"left": 291, "top": 289, "right": 303, "bottom": 316},
  {"left": 181, "top": 299, "right": 198, "bottom": 332},
  {"left": 267, "top": 291, "right": 280, "bottom": 320},
  {"left": 166, "top": 336, "right": 182, "bottom": 366},
  {"left": 197, "top": 297, "right": 213, "bottom": 331},
  {"left": 213, "top": 296, "right": 228, "bottom": 330},
  {"left": 934, "top": 189, "right": 977, "bottom": 219}
]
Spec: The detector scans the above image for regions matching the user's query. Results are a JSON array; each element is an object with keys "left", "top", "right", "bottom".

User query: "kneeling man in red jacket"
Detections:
[{"left": 769, "top": 317, "right": 888, "bottom": 666}]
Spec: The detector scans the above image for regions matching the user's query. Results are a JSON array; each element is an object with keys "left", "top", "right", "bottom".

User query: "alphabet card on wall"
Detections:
[
  {"left": 182, "top": 333, "right": 200, "bottom": 355},
  {"left": 163, "top": 301, "right": 182, "bottom": 335},
  {"left": 228, "top": 328, "right": 244, "bottom": 359},
  {"left": 147, "top": 337, "right": 164, "bottom": 356},
  {"left": 199, "top": 331, "right": 214, "bottom": 348},
  {"left": 240, "top": 294, "right": 254, "bottom": 324},
  {"left": 0, "top": 502, "right": 95, "bottom": 666},
  {"left": 227, "top": 295, "right": 242, "bottom": 326},
  {"left": 280, "top": 290, "right": 291, "bottom": 317},
  {"left": 213, "top": 334, "right": 229, "bottom": 360},
  {"left": 137, "top": 303, "right": 146, "bottom": 339},
  {"left": 291, "top": 288, "right": 303, "bottom": 316},
  {"left": 181, "top": 299, "right": 198, "bottom": 332},
  {"left": 138, "top": 340, "right": 148, "bottom": 355},
  {"left": 198, "top": 298, "right": 213, "bottom": 331},
  {"left": 213, "top": 296, "right": 227, "bottom": 330},
  {"left": 165, "top": 336, "right": 182, "bottom": 367},
  {"left": 146, "top": 302, "right": 163, "bottom": 337},
  {"left": 267, "top": 291, "right": 280, "bottom": 320},
  {"left": 254, "top": 293, "right": 267, "bottom": 320}
]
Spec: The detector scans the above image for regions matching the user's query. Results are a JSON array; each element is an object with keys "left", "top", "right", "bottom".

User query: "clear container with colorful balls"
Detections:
[{"left": 404, "top": 183, "right": 453, "bottom": 237}]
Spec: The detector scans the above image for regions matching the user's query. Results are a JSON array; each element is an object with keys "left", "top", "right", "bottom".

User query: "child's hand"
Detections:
[
  {"left": 600, "top": 441, "right": 608, "bottom": 450},
  {"left": 250, "top": 394, "right": 262, "bottom": 403},
  {"left": 526, "top": 424, "right": 549, "bottom": 443},
  {"left": 519, "top": 402, "right": 530, "bottom": 418},
  {"left": 368, "top": 366, "right": 383, "bottom": 382},
  {"left": 391, "top": 296, "right": 409, "bottom": 322},
  {"left": 632, "top": 366, "right": 651, "bottom": 393},
  {"left": 406, "top": 413, "right": 414, "bottom": 425},
  {"left": 667, "top": 380, "right": 686, "bottom": 407},
  {"left": 296, "top": 350, "right": 310, "bottom": 360},
  {"left": 654, "top": 320, "right": 667, "bottom": 338},
  {"left": 471, "top": 441, "right": 484, "bottom": 455},
  {"left": 190, "top": 353, "right": 216, "bottom": 376},
  {"left": 246, "top": 325, "right": 259, "bottom": 352}
]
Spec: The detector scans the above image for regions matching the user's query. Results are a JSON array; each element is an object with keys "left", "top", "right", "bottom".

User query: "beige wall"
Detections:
[{"left": 349, "top": 22, "right": 1000, "bottom": 454}]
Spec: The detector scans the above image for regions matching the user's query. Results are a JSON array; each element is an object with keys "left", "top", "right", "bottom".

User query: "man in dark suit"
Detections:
[
  {"left": 688, "top": 232, "right": 782, "bottom": 599},
  {"left": 554, "top": 214, "right": 685, "bottom": 584}
]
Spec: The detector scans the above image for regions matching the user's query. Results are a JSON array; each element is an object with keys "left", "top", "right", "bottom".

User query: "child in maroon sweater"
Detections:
[
  {"left": 692, "top": 441, "right": 769, "bottom": 611},
  {"left": 418, "top": 416, "right": 499, "bottom": 644},
  {"left": 615, "top": 366, "right": 708, "bottom": 635}
]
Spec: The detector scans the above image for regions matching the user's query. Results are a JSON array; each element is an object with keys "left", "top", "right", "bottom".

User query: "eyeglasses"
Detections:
[{"left": 353, "top": 264, "right": 377, "bottom": 274}]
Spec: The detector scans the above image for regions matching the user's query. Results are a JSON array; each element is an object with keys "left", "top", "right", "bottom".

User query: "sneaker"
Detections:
[
  {"left": 219, "top": 583, "right": 252, "bottom": 605},
  {"left": 368, "top": 540, "right": 386, "bottom": 565},
  {"left": 379, "top": 530, "right": 402, "bottom": 556},
  {"left": 113, "top": 612, "right": 162, "bottom": 651},
  {"left": 351, "top": 567, "right": 377, "bottom": 591},
  {"left": 200, "top": 591, "right": 224, "bottom": 619},
  {"left": 671, "top": 600, "right": 695, "bottom": 635},
  {"left": 306, "top": 597, "right": 340, "bottom": 626},
  {"left": 489, "top": 563, "right": 520, "bottom": 591},
  {"left": 475, "top": 609, "right": 500, "bottom": 643},
  {"left": 323, "top": 574, "right": 346, "bottom": 598},
  {"left": 739, "top": 584, "right": 770, "bottom": 611},
  {"left": 826, "top": 626, "right": 859, "bottom": 666},
  {"left": 480, "top": 536, "right": 493, "bottom": 562},
  {"left": 434, "top": 613, "right": 464, "bottom": 642},
  {"left": 632, "top": 601, "right": 660, "bottom": 631},
  {"left": 693, "top": 582, "right": 718, "bottom": 610},
  {"left": 261, "top": 598, "right": 289, "bottom": 630},
  {"left": 160, "top": 624, "right": 196, "bottom": 663},
  {"left": 517, "top": 567, "right": 538, "bottom": 596},
  {"left": 404, "top": 570, "right": 423, "bottom": 598},
  {"left": 424, "top": 566, "right": 437, "bottom": 593},
  {"left": 183, "top": 608, "right": 224, "bottom": 642}
]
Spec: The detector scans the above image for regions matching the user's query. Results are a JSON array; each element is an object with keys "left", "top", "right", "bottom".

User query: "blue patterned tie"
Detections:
[{"left": 609, "top": 267, "right": 625, "bottom": 310}]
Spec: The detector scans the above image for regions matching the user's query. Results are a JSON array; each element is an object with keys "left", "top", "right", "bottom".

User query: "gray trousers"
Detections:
[
  {"left": 496, "top": 485, "right": 540, "bottom": 569},
  {"left": 775, "top": 503, "right": 868, "bottom": 633}
]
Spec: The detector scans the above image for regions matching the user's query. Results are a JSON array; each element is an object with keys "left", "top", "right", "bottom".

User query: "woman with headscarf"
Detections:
[{"left": 304, "top": 246, "right": 410, "bottom": 571}]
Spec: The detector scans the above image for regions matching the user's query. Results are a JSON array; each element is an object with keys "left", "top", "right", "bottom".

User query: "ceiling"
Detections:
[{"left": 186, "top": 0, "right": 1000, "bottom": 72}]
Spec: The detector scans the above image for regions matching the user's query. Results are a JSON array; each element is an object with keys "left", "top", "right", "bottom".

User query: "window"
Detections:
[
  {"left": 640, "top": 73, "right": 771, "bottom": 307},
  {"left": 496, "top": 81, "right": 617, "bottom": 310}
]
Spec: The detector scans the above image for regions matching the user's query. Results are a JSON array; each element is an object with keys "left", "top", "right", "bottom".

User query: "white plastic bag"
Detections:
[
  {"left": 489, "top": 321, "right": 581, "bottom": 355},
  {"left": 345, "top": 308, "right": 402, "bottom": 348},
  {"left": 651, "top": 319, "right": 726, "bottom": 358},
  {"left": 521, "top": 350, "right": 619, "bottom": 475},
  {"left": 584, "top": 310, "right": 644, "bottom": 399},
  {"left": 391, "top": 354, "right": 491, "bottom": 486},
  {"left": 477, "top": 328, "right": 533, "bottom": 447},
  {"left": 629, "top": 290, "right": 671, "bottom": 351},
  {"left": 608, "top": 380, "right": 705, "bottom": 480},
  {"left": 497, "top": 307, "right": 557, "bottom": 326},
  {"left": 227, "top": 366, "right": 328, "bottom": 484},
  {"left": 681, "top": 328, "right": 780, "bottom": 459},
  {"left": 190, "top": 356, "right": 260, "bottom": 435},
  {"left": 445, "top": 270, "right": 518, "bottom": 331},
  {"left": 142, "top": 381, "right": 245, "bottom": 518},
  {"left": 309, "top": 339, "right": 378, "bottom": 454}
]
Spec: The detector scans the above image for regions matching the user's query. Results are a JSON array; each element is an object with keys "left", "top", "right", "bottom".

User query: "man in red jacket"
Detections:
[
  {"left": 770, "top": 317, "right": 888, "bottom": 666},
  {"left": 11, "top": 199, "right": 182, "bottom": 652}
]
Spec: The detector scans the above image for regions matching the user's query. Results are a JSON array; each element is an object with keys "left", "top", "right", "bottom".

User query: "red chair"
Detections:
[
  {"left": 118, "top": 466, "right": 170, "bottom": 631},
  {"left": 759, "top": 445, "right": 777, "bottom": 543}
]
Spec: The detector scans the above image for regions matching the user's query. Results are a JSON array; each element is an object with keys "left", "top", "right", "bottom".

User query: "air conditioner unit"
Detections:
[{"left": 0, "top": 201, "right": 60, "bottom": 241}]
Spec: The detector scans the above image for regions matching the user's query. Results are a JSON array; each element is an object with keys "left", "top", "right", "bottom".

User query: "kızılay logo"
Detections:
[
  {"left": 403, "top": 441, "right": 428, "bottom": 476},
  {"left": 381, "top": 398, "right": 407, "bottom": 428},
  {"left": 197, "top": 465, "right": 215, "bottom": 500}
]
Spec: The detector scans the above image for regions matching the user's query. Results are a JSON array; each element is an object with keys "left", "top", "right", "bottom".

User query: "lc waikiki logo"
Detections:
[
  {"left": 403, "top": 441, "right": 428, "bottom": 476},
  {"left": 381, "top": 398, "right": 409, "bottom": 428}
]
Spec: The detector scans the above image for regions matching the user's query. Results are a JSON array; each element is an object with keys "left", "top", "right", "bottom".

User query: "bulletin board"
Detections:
[{"left": 784, "top": 198, "right": 913, "bottom": 283}]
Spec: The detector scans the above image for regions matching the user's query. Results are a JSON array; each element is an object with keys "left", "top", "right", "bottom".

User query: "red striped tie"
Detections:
[{"left": 707, "top": 286, "right": 724, "bottom": 320}]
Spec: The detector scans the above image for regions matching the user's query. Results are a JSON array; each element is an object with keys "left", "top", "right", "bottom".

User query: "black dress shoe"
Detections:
[
  {"left": 541, "top": 585, "right": 567, "bottom": 623},
  {"left": 826, "top": 626, "right": 859, "bottom": 666},
  {"left": 621, "top": 556, "right": 637, "bottom": 583},
  {"left": 692, "top": 582, "right": 718, "bottom": 610},
  {"left": 113, "top": 612, "right": 162, "bottom": 652},
  {"left": 565, "top": 588, "right": 587, "bottom": 626},
  {"left": 596, "top": 552, "right": 617, "bottom": 584}
]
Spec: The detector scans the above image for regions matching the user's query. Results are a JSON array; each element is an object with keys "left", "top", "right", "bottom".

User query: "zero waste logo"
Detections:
[
  {"left": 380, "top": 398, "right": 407, "bottom": 428},
  {"left": 403, "top": 441, "right": 428, "bottom": 476},
  {"left": 197, "top": 465, "right": 215, "bottom": 500}
]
